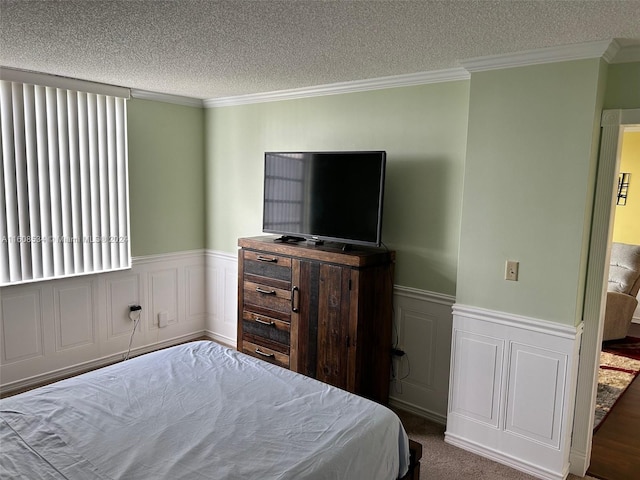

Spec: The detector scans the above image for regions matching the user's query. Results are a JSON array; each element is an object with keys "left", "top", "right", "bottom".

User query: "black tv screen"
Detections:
[{"left": 262, "top": 151, "right": 386, "bottom": 247}]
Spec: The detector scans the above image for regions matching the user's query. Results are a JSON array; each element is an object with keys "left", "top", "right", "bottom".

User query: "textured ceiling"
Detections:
[{"left": 1, "top": 0, "right": 639, "bottom": 100}]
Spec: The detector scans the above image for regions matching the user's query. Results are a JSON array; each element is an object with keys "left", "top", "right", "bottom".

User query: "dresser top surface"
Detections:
[{"left": 238, "top": 236, "right": 395, "bottom": 267}]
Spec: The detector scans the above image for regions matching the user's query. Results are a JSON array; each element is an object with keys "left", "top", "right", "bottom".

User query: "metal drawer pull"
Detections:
[
  {"left": 254, "top": 317, "right": 275, "bottom": 327},
  {"left": 256, "top": 287, "right": 276, "bottom": 295},
  {"left": 257, "top": 255, "right": 278, "bottom": 263},
  {"left": 255, "top": 348, "right": 275, "bottom": 358}
]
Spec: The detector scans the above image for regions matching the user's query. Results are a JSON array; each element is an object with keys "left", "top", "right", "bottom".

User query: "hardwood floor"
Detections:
[{"left": 587, "top": 322, "right": 640, "bottom": 480}]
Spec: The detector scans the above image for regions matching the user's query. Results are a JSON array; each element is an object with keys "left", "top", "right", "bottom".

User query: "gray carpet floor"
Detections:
[{"left": 394, "top": 408, "right": 598, "bottom": 480}]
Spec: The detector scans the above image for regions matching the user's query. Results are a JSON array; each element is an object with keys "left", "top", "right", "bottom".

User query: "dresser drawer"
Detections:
[
  {"left": 243, "top": 251, "right": 291, "bottom": 289},
  {"left": 243, "top": 340, "right": 289, "bottom": 368},
  {"left": 242, "top": 310, "right": 290, "bottom": 345},
  {"left": 243, "top": 281, "right": 292, "bottom": 319}
]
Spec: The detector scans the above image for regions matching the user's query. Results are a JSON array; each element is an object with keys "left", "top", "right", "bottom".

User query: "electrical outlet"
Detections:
[
  {"left": 128, "top": 304, "right": 142, "bottom": 321},
  {"left": 505, "top": 260, "right": 519, "bottom": 281}
]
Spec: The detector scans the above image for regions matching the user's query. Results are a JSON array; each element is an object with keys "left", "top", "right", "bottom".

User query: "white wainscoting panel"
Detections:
[
  {"left": 445, "top": 304, "right": 583, "bottom": 480},
  {"left": 1, "top": 288, "right": 44, "bottom": 363},
  {"left": 186, "top": 265, "right": 206, "bottom": 321},
  {"left": 149, "top": 268, "right": 179, "bottom": 327},
  {"left": 53, "top": 281, "right": 96, "bottom": 351},
  {"left": 450, "top": 331, "right": 503, "bottom": 427},
  {"left": 106, "top": 273, "right": 143, "bottom": 340},
  {"left": 0, "top": 250, "right": 206, "bottom": 394},
  {"left": 204, "top": 250, "right": 238, "bottom": 347},
  {"left": 505, "top": 344, "right": 566, "bottom": 448},
  {"left": 380, "top": 286, "right": 454, "bottom": 424}
]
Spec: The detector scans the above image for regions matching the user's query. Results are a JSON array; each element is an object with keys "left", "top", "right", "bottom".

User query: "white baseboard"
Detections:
[
  {"left": 1, "top": 331, "right": 206, "bottom": 396},
  {"left": 445, "top": 432, "right": 568, "bottom": 480},
  {"left": 389, "top": 397, "right": 447, "bottom": 425},
  {"left": 568, "top": 450, "right": 589, "bottom": 478},
  {"left": 204, "top": 329, "right": 236, "bottom": 349}
]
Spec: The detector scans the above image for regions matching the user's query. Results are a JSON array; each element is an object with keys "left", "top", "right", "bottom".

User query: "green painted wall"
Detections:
[
  {"left": 127, "top": 98, "right": 205, "bottom": 256},
  {"left": 205, "top": 82, "right": 470, "bottom": 294},
  {"left": 126, "top": 59, "right": 637, "bottom": 310},
  {"left": 604, "top": 61, "right": 640, "bottom": 109},
  {"left": 456, "top": 59, "right": 606, "bottom": 325}
]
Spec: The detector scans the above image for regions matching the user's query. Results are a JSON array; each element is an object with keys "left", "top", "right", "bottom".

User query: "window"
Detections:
[{"left": 1, "top": 68, "right": 131, "bottom": 286}]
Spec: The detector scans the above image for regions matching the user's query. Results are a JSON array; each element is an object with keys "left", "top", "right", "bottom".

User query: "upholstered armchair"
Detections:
[{"left": 603, "top": 242, "right": 640, "bottom": 341}]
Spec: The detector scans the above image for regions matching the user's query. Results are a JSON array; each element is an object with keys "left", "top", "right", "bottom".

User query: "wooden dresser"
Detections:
[{"left": 237, "top": 235, "right": 395, "bottom": 404}]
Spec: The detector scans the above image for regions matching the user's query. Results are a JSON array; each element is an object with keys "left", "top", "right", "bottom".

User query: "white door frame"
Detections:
[{"left": 570, "top": 108, "right": 640, "bottom": 475}]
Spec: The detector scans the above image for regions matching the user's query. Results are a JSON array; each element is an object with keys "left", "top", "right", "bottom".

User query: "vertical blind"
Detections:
[{"left": 0, "top": 72, "right": 131, "bottom": 286}]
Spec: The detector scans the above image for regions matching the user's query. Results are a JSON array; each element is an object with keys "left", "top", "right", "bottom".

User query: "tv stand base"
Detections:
[{"left": 274, "top": 235, "right": 305, "bottom": 244}]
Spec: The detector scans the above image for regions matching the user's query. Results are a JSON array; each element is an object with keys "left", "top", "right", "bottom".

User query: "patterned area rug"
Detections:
[
  {"left": 602, "top": 336, "right": 640, "bottom": 361},
  {"left": 593, "top": 348, "right": 640, "bottom": 431}
]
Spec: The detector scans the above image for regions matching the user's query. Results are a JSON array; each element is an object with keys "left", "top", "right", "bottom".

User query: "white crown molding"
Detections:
[
  {"left": 601, "top": 108, "right": 640, "bottom": 127},
  {"left": 610, "top": 43, "right": 640, "bottom": 64},
  {"left": 0, "top": 68, "right": 203, "bottom": 107},
  {"left": 461, "top": 39, "right": 617, "bottom": 73},
  {"left": 204, "top": 39, "right": 639, "bottom": 107},
  {"left": 204, "top": 68, "right": 470, "bottom": 108},
  {"left": 0, "top": 66, "right": 130, "bottom": 99},
  {"left": 602, "top": 39, "right": 622, "bottom": 63},
  {"left": 131, "top": 88, "right": 204, "bottom": 108},
  {"left": 6, "top": 40, "right": 634, "bottom": 110}
]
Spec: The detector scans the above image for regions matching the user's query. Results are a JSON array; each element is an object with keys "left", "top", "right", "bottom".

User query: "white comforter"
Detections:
[{"left": 1, "top": 341, "right": 409, "bottom": 479}]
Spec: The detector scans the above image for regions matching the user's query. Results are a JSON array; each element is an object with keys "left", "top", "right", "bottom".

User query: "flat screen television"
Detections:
[{"left": 262, "top": 151, "right": 386, "bottom": 248}]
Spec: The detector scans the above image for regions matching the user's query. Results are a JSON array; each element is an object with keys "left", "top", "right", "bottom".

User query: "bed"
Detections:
[{"left": 0, "top": 340, "right": 419, "bottom": 479}]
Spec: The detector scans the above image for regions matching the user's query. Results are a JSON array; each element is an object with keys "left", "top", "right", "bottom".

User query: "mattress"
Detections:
[{"left": 0, "top": 341, "right": 410, "bottom": 479}]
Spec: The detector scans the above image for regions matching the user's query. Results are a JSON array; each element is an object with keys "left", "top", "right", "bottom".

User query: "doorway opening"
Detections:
[{"left": 570, "top": 109, "right": 640, "bottom": 477}]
